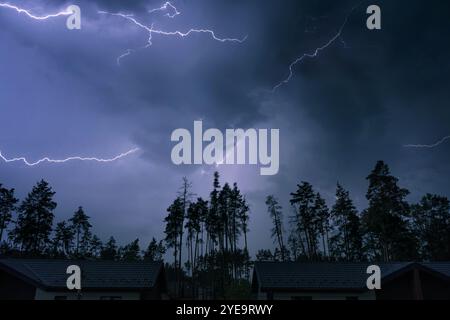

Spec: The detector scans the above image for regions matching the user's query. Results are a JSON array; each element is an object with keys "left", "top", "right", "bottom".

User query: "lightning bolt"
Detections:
[
  {"left": 404, "top": 136, "right": 450, "bottom": 149},
  {"left": 148, "top": 1, "right": 180, "bottom": 18},
  {"left": 0, "top": 148, "right": 140, "bottom": 167},
  {"left": 0, "top": 4, "right": 142, "bottom": 168},
  {"left": 0, "top": 2, "right": 72, "bottom": 20},
  {"left": 99, "top": 3, "right": 246, "bottom": 65},
  {"left": 1, "top": 2, "right": 246, "bottom": 65},
  {"left": 272, "top": 3, "right": 361, "bottom": 92},
  {"left": 116, "top": 49, "right": 135, "bottom": 66}
]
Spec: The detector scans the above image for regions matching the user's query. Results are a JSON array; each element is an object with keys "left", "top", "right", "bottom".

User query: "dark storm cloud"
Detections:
[
  {"left": 262, "top": 0, "right": 450, "bottom": 209},
  {"left": 1, "top": 0, "right": 450, "bottom": 253}
]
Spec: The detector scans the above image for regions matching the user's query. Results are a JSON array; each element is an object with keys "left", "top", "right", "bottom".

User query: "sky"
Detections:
[{"left": 0, "top": 0, "right": 450, "bottom": 255}]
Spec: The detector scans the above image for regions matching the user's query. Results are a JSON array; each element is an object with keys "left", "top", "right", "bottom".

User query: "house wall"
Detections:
[
  {"left": 376, "top": 269, "right": 450, "bottom": 300},
  {"left": 376, "top": 270, "right": 414, "bottom": 300},
  {"left": 255, "top": 269, "right": 450, "bottom": 301},
  {"left": 0, "top": 270, "right": 36, "bottom": 300},
  {"left": 421, "top": 271, "right": 450, "bottom": 300},
  {"left": 256, "top": 290, "right": 376, "bottom": 300},
  {"left": 34, "top": 289, "right": 141, "bottom": 300}
]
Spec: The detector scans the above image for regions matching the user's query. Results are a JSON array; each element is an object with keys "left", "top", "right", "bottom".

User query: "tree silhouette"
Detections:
[
  {"left": 290, "top": 182, "right": 319, "bottom": 259},
  {"left": 0, "top": 184, "right": 18, "bottom": 244},
  {"left": 120, "top": 238, "right": 141, "bottom": 261},
  {"left": 53, "top": 221, "right": 74, "bottom": 257},
  {"left": 314, "top": 193, "right": 330, "bottom": 259},
  {"left": 411, "top": 194, "right": 450, "bottom": 261},
  {"left": 362, "top": 161, "right": 417, "bottom": 261},
  {"left": 3, "top": 158, "right": 450, "bottom": 299},
  {"left": 256, "top": 249, "right": 275, "bottom": 262},
  {"left": 69, "top": 206, "right": 92, "bottom": 257},
  {"left": 10, "top": 180, "right": 56, "bottom": 255},
  {"left": 143, "top": 237, "right": 166, "bottom": 262},
  {"left": 163, "top": 172, "right": 252, "bottom": 298},
  {"left": 101, "top": 236, "right": 119, "bottom": 260},
  {"left": 164, "top": 197, "right": 184, "bottom": 295},
  {"left": 88, "top": 235, "right": 103, "bottom": 258},
  {"left": 265, "top": 195, "right": 287, "bottom": 261},
  {"left": 329, "top": 184, "right": 363, "bottom": 261}
]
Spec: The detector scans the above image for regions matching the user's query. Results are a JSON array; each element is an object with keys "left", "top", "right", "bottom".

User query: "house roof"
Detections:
[
  {"left": 252, "top": 262, "right": 450, "bottom": 292},
  {"left": 0, "top": 258, "right": 164, "bottom": 291},
  {"left": 423, "top": 262, "right": 450, "bottom": 278}
]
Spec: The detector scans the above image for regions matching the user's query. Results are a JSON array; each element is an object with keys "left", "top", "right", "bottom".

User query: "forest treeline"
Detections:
[
  {"left": 0, "top": 160, "right": 449, "bottom": 299},
  {"left": 259, "top": 161, "right": 450, "bottom": 264},
  {"left": 0, "top": 180, "right": 165, "bottom": 262}
]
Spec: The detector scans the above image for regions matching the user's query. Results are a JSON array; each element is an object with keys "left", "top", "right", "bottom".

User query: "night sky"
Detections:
[{"left": 1, "top": 0, "right": 449, "bottom": 254}]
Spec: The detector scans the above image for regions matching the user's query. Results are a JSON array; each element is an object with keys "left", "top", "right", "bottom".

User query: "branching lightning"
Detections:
[
  {"left": 0, "top": 2, "right": 245, "bottom": 167},
  {"left": 148, "top": 1, "right": 180, "bottom": 18},
  {"left": 272, "top": 3, "right": 361, "bottom": 92},
  {"left": 0, "top": 2, "right": 71, "bottom": 20},
  {"left": 0, "top": 148, "right": 140, "bottom": 167},
  {"left": 404, "top": 136, "right": 450, "bottom": 149},
  {"left": 99, "top": 2, "right": 246, "bottom": 65}
]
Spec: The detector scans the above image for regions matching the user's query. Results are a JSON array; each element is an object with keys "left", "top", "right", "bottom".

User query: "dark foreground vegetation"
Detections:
[{"left": 1, "top": 161, "right": 449, "bottom": 298}]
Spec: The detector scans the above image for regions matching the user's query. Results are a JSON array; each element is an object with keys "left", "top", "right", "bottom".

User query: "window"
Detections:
[
  {"left": 292, "top": 296, "right": 313, "bottom": 300},
  {"left": 54, "top": 296, "right": 67, "bottom": 300}
]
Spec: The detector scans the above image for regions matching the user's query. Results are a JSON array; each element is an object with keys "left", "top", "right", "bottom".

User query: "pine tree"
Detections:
[
  {"left": 79, "top": 229, "right": 92, "bottom": 257},
  {"left": 0, "top": 184, "right": 18, "bottom": 244},
  {"left": 163, "top": 172, "right": 251, "bottom": 298},
  {"left": 256, "top": 249, "right": 274, "bottom": 262},
  {"left": 411, "top": 194, "right": 450, "bottom": 261},
  {"left": 329, "top": 184, "right": 363, "bottom": 261},
  {"left": 120, "top": 238, "right": 141, "bottom": 261},
  {"left": 164, "top": 197, "right": 184, "bottom": 295},
  {"left": 69, "top": 206, "right": 92, "bottom": 257},
  {"left": 143, "top": 237, "right": 166, "bottom": 261},
  {"left": 314, "top": 193, "right": 330, "bottom": 259},
  {"left": 101, "top": 236, "right": 118, "bottom": 260},
  {"left": 89, "top": 235, "right": 103, "bottom": 258},
  {"left": 362, "top": 161, "right": 417, "bottom": 261},
  {"left": 206, "top": 172, "right": 221, "bottom": 253},
  {"left": 218, "top": 183, "right": 232, "bottom": 253},
  {"left": 53, "top": 221, "right": 74, "bottom": 257},
  {"left": 229, "top": 184, "right": 241, "bottom": 255},
  {"left": 195, "top": 198, "right": 208, "bottom": 268},
  {"left": 238, "top": 195, "right": 250, "bottom": 254},
  {"left": 290, "top": 182, "right": 319, "bottom": 259},
  {"left": 177, "top": 177, "right": 192, "bottom": 295},
  {"left": 186, "top": 199, "right": 206, "bottom": 278},
  {"left": 237, "top": 194, "right": 250, "bottom": 279},
  {"left": 288, "top": 231, "right": 302, "bottom": 261},
  {"left": 10, "top": 180, "right": 56, "bottom": 254},
  {"left": 265, "top": 195, "right": 287, "bottom": 261}
]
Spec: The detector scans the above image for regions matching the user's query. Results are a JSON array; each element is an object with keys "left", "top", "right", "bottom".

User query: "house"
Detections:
[
  {"left": 0, "top": 258, "right": 167, "bottom": 300},
  {"left": 252, "top": 262, "right": 450, "bottom": 300}
]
